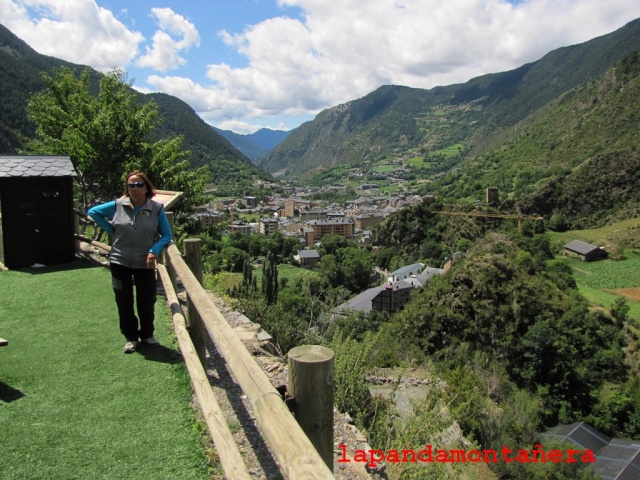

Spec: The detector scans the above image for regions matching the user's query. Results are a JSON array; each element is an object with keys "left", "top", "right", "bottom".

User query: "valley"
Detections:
[{"left": 2, "top": 16, "right": 640, "bottom": 478}]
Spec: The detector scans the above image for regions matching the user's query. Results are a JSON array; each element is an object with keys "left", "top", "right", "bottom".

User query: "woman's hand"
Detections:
[{"left": 146, "top": 252, "right": 157, "bottom": 268}]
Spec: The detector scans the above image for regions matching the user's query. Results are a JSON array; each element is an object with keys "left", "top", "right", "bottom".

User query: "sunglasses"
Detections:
[{"left": 127, "top": 182, "right": 146, "bottom": 189}]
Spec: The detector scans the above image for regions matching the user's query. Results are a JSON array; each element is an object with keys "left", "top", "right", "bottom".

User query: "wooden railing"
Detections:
[
  {"left": 156, "top": 262, "right": 252, "bottom": 480},
  {"left": 163, "top": 244, "right": 334, "bottom": 479}
]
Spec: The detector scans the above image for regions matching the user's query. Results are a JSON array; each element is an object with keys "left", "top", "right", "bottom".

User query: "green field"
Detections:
[
  {"left": 204, "top": 263, "right": 320, "bottom": 294},
  {"left": 568, "top": 255, "right": 640, "bottom": 289},
  {"left": 431, "top": 143, "right": 464, "bottom": 157},
  {"left": 553, "top": 254, "right": 640, "bottom": 321},
  {"left": 547, "top": 219, "right": 640, "bottom": 321},
  {"left": 0, "top": 263, "right": 211, "bottom": 479},
  {"left": 407, "top": 156, "right": 426, "bottom": 167},
  {"left": 377, "top": 184, "right": 403, "bottom": 194},
  {"left": 549, "top": 217, "right": 640, "bottom": 249}
]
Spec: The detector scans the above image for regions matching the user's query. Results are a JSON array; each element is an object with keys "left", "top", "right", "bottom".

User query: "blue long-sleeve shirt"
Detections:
[{"left": 88, "top": 199, "right": 172, "bottom": 257}]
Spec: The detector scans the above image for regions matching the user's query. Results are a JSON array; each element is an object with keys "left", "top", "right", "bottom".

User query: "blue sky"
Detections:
[{"left": 2, "top": 0, "right": 640, "bottom": 134}]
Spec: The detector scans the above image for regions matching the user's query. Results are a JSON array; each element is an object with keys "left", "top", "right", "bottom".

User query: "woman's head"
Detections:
[{"left": 123, "top": 170, "right": 156, "bottom": 199}]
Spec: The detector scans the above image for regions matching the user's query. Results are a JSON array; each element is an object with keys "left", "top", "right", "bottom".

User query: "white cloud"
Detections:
[
  {"left": 136, "top": 7, "right": 200, "bottom": 71},
  {"left": 0, "top": 0, "right": 143, "bottom": 71},
  {"left": 154, "top": 0, "right": 640, "bottom": 131},
  {"left": 215, "top": 119, "right": 272, "bottom": 135},
  {"left": 3, "top": 0, "right": 640, "bottom": 132}
]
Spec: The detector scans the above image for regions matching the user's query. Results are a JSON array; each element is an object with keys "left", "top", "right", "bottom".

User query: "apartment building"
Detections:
[{"left": 305, "top": 218, "right": 355, "bottom": 243}]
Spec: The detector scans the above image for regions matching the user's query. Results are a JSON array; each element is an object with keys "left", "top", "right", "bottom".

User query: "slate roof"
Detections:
[
  {"left": 564, "top": 240, "right": 601, "bottom": 255},
  {"left": 542, "top": 422, "right": 640, "bottom": 480},
  {"left": 390, "top": 263, "right": 425, "bottom": 277},
  {"left": 0, "top": 156, "right": 76, "bottom": 177},
  {"left": 413, "top": 267, "right": 445, "bottom": 287},
  {"left": 597, "top": 439, "right": 640, "bottom": 480},
  {"left": 306, "top": 218, "right": 354, "bottom": 226},
  {"left": 335, "top": 285, "right": 386, "bottom": 314},
  {"left": 334, "top": 263, "right": 445, "bottom": 316},
  {"left": 542, "top": 421, "right": 610, "bottom": 453},
  {"left": 297, "top": 249, "right": 320, "bottom": 259},
  {"left": 336, "top": 279, "right": 417, "bottom": 313}
]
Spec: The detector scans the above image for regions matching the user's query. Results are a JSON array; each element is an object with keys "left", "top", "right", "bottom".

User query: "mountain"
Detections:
[
  {"left": 257, "top": 18, "right": 640, "bottom": 182},
  {"left": 499, "top": 53, "right": 640, "bottom": 227},
  {"left": 0, "top": 24, "right": 270, "bottom": 185},
  {"left": 145, "top": 93, "right": 271, "bottom": 183},
  {"left": 213, "top": 127, "right": 291, "bottom": 162},
  {"left": 0, "top": 24, "right": 82, "bottom": 153}
]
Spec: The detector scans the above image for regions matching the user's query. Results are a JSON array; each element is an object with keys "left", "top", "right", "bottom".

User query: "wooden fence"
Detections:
[{"left": 163, "top": 243, "right": 334, "bottom": 479}]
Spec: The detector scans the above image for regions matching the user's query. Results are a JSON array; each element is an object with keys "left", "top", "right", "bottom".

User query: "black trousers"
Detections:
[{"left": 110, "top": 263, "right": 157, "bottom": 342}]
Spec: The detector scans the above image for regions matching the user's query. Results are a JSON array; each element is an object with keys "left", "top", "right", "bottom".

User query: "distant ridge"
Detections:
[
  {"left": 257, "top": 18, "right": 640, "bottom": 180},
  {"left": 213, "top": 127, "right": 291, "bottom": 162}
]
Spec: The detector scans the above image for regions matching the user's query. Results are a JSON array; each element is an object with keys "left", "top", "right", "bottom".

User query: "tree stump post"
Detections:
[
  {"left": 184, "top": 238, "right": 207, "bottom": 366},
  {"left": 288, "top": 345, "right": 335, "bottom": 472}
]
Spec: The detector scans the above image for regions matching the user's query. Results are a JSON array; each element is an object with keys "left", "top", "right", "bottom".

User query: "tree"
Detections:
[
  {"left": 340, "top": 247, "right": 375, "bottom": 292},
  {"left": 455, "top": 238, "right": 473, "bottom": 252},
  {"left": 228, "top": 232, "right": 251, "bottom": 252},
  {"left": 318, "top": 234, "right": 351, "bottom": 255},
  {"left": 373, "top": 246, "right": 395, "bottom": 271},
  {"left": 548, "top": 213, "right": 569, "bottom": 232},
  {"left": 22, "top": 66, "right": 209, "bottom": 210},
  {"left": 220, "top": 246, "right": 248, "bottom": 272},
  {"left": 262, "top": 250, "right": 279, "bottom": 304},
  {"left": 241, "top": 258, "right": 257, "bottom": 294},
  {"left": 283, "top": 237, "right": 301, "bottom": 259},
  {"left": 318, "top": 254, "right": 342, "bottom": 288}
]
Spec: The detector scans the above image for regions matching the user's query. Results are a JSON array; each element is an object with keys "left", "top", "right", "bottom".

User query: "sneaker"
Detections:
[
  {"left": 140, "top": 336, "right": 160, "bottom": 346},
  {"left": 123, "top": 340, "right": 139, "bottom": 353}
]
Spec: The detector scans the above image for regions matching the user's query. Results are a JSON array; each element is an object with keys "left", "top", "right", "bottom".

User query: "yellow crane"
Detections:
[{"left": 433, "top": 210, "right": 544, "bottom": 232}]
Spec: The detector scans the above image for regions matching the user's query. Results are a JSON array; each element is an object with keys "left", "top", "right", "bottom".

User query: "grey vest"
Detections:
[{"left": 110, "top": 197, "right": 162, "bottom": 269}]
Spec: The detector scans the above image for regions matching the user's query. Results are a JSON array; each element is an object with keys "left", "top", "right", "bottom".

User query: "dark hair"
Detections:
[{"left": 123, "top": 170, "right": 157, "bottom": 199}]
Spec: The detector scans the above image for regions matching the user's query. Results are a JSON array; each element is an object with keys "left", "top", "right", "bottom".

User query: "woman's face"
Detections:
[{"left": 126, "top": 174, "right": 148, "bottom": 203}]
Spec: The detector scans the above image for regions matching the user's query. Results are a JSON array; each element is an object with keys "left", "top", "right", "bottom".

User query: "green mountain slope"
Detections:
[
  {"left": 433, "top": 52, "right": 640, "bottom": 228},
  {"left": 257, "top": 18, "right": 640, "bottom": 182},
  {"left": 0, "top": 24, "right": 269, "bottom": 185},
  {"left": 0, "top": 24, "right": 83, "bottom": 152}
]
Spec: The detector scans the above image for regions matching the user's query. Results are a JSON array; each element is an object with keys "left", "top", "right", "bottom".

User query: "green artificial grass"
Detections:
[{"left": 0, "top": 261, "right": 210, "bottom": 479}]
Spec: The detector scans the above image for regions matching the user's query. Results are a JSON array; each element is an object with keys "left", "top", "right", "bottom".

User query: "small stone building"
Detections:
[
  {"left": 0, "top": 156, "right": 76, "bottom": 269},
  {"left": 295, "top": 249, "right": 320, "bottom": 268},
  {"left": 563, "top": 240, "right": 608, "bottom": 262}
]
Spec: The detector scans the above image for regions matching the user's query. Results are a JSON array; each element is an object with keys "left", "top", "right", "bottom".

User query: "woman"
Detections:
[{"left": 88, "top": 171, "right": 172, "bottom": 353}]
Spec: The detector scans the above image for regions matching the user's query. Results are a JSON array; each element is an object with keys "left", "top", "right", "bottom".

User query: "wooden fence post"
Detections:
[
  {"left": 163, "top": 212, "right": 177, "bottom": 292},
  {"left": 288, "top": 345, "right": 335, "bottom": 471},
  {"left": 183, "top": 238, "right": 207, "bottom": 365}
]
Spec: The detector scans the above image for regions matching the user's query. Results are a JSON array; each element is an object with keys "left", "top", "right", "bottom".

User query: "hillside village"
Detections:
[{"left": 195, "top": 181, "right": 430, "bottom": 249}]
